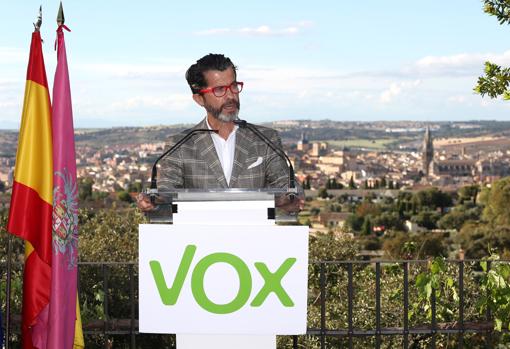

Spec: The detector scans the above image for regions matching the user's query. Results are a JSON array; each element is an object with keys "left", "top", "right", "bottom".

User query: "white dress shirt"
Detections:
[{"left": 206, "top": 118, "right": 238, "bottom": 185}]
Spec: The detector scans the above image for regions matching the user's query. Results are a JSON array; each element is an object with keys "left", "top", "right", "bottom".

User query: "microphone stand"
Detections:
[
  {"left": 233, "top": 119, "right": 297, "bottom": 196},
  {"left": 148, "top": 128, "right": 218, "bottom": 203}
]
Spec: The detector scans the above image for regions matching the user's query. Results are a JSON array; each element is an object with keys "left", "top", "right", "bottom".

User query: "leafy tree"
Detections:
[
  {"left": 458, "top": 222, "right": 510, "bottom": 259},
  {"left": 411, "top": 210, "right": 441, "bottom": 230},
  {"left": 483, "top": 0, "right": 510, "bottom": 24},
  {"left": 117, "top": 190, "right": 133, "bottom": 203},
  {"left": 356, "top": 201, "right": 380, "bottom": 217},
  {"left": 348, "top": 175, "right": 356, "bottom": 189},
  {"left": 437, "top": 209, "right": 477, "bottom": 231},
  {"left": 413, "top": 188, "right": 453, "bottom": 214},
  {"left": 127, "top": 181, "right": 143, "bottom": 193},
  {"left": 474, "top": 1, "right": 510, "bottom": 99},
  {"left": 79, "top": 177, "right": 94, "bottom": 201},
  {"left": 317, "top": 187, "right": 329, "bottom": 199},
  {"left": 373, "top": 211, "right": 406, "bottom": 231},
  {"left": 345, "top": 213, "right": 364, "bottom": 232},
  {"left": 459, "top": 184, "right": 480, "bottom": 204},
  {"left": 482, "top": 177, "right": 510, "bottom": 226},
  {"left": 361, "top": 216, "right": 372, "bottom": 235}
]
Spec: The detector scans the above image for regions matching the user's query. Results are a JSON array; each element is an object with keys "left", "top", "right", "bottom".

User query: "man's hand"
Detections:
[{"left": 136, "top": 193, "right": 155, "bottom": 212}]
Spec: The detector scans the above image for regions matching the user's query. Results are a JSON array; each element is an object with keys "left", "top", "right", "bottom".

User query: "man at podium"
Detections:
[
  {"left": 159, "top": 53, "right": 290, "bottom": 191},
  {"left": 138, "top": 54, "right": 300, "bottom": 211}
]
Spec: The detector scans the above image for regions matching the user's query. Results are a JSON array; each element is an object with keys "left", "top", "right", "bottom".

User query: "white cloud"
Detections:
[
  {"left": 0, "top": 47, "right": 26, "bottom": 64},
  {"left": 413, "top": 50, "right": 510, "bottom": 76},
  {"left": 102, "top": 94, "right": 192, "bottom": 114},
  {"left": 74, "top": 62, "right": 185, "bottom": 79},
  {"left": 447, "top": 95, "right": 467, "bottom": 104},
  {"left": 194, "top": 21, "right": 313, "bottom": 37},
  {"left": 379, "top": 80, "right": 421, "bottom": 103}
]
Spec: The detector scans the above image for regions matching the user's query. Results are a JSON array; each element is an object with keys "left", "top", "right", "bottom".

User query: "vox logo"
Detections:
[{"left": 149, "top": 244, "right": 297, "bottom": 314}]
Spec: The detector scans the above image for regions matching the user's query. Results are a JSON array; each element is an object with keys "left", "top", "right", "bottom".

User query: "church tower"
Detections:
[{"left": 422, "top": 126, "right": 433, "bottom": 176}]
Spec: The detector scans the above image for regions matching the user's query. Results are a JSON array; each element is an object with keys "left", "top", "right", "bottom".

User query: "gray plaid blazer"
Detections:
[{"left": 158, "top": 118, "right": 290, "bottom": 190}]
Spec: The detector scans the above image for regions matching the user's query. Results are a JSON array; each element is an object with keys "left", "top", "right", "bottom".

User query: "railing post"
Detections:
[
  {"left": 431, "top": 281, "right": 437, "bottom": 349},
  {"left": 103, "top": 264, "right": 109, "bottom": 348},
  {"left": 458, "top": 261, "right": 464, "bottom": 349},
  {"left": 129, "top": 264, "right": 136, "bottom": 349},
  {"left": 403, "top": 262, "right": 409, "bottom": 349},
  {"left": 485, "top": 260, "right": 492, "bottom": 348},
  {"left": 375, "top": 262, "right": 381, "bottom": 349},
  {"left": 319, "top": 263, "right": 326, "bottom": 349},
  {"left": 348, "top": 263, "right": 353, "bottom": 349}
]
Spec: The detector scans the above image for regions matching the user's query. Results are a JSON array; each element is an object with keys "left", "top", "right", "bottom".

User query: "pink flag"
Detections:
[{"left": 47, "top": 23, "right": 80, "bottom": 349}]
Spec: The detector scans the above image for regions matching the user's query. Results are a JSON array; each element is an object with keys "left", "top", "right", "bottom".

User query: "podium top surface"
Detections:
[{"left": 156, "top": 188, "right": 288, "bottom": 202}]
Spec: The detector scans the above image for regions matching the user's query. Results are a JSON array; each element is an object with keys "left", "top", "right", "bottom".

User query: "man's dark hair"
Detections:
[{"left": 185, "top": 53, "right": 237, "bottom": 94}]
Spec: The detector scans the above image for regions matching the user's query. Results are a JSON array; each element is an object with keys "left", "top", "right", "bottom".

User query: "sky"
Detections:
[{"left": 0, "top": 0, "right": 509, "bottom": 129}]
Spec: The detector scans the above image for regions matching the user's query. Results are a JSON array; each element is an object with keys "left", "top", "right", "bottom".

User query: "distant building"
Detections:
[
  {"left": 432, "top": 160, "right": 476, "bottom": 178},
  {"left": 297, "top": 132, "right": 309, "bottom": 152},
  {"left": 422, "top": 126, "right": 434, "bottom": 176}
]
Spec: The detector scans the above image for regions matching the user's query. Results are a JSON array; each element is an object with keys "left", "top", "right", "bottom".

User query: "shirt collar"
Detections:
[{"left": 205, "top": 117, "right": 238, "bottom": 138}]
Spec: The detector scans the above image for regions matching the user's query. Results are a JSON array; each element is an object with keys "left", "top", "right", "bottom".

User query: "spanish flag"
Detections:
[{"left": 7, "top": 30, "right": 53, "bottom": 349}]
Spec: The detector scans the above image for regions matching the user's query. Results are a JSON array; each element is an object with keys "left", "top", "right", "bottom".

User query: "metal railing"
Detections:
[{"left": 2, "top": 258, "right": 509, "bottom": 349}]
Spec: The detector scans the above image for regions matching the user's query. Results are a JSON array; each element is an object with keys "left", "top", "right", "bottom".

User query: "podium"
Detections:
[{"left": 139, "top": 189, "right": 309, "bottom": 349}]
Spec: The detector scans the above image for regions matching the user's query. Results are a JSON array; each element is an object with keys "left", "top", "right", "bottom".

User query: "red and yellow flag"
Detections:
[{"left": 7, "top": 31, "right": 53, "bottom": 349}]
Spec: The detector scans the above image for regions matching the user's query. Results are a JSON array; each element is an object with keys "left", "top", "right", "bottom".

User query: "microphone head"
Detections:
[{"left": 233, "top": 119, "right": 247, "bottom": 128}]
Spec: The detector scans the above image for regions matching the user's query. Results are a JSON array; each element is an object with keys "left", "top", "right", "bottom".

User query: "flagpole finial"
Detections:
[
  {"left": 57, "top": 2, "right": 65, "bottom": 25},
  {"left": 34, "top": 5, "right": 42, "bottom": 31}
]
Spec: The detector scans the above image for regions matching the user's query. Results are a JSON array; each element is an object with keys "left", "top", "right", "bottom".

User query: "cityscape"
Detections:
[{"left": 1, "top": 119, "right": 510, "bottom": 194}]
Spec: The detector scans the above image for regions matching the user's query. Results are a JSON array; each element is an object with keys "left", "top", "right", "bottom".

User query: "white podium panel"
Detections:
[
  {"left": 139, "top": 224, "right": 308, "bottom": 334},
  {"left": 177, "top": 334, "right": 276, "bottom": 349},
  {"left": 141, "top": 194, "right": 308, "bottom": 349}
]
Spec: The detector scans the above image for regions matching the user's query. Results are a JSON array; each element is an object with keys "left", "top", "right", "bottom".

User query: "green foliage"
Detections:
[
  {"left": 317, "top": 187, "right": 329, "bottom": 199},
  {"left": 478, "top": 254, "right": 510, "bottom": 331},
  {"left": 437, "top": 206, "right": 481, "bottom": 230},
  {"left": 483, "top": 0, "right": 510, "bottom": 24},
  {"left": 411, "top": 210, "right": 441, "bottom": 230},
  {"left": 127, "top": 181, "right": 143, "bottom": 193},
  {"left": 475, "top": 0, "right": 510, "bottom": 102},
  {"left": 325, "top": 178, "right": 343, "bottom": 189},
  {"left": 458, "top": 222, "right": 510, "bottom": 259},
  {"left": 361, "top": 215, "right": 372, "bottom": 235},
  {"left": 482, "top": 177, "right": 510, "bottom": 226},
  {"left": 309, "top": 232, "right": 359, "bottom": 261},
  {"left": 79, "top": 208, "right": 146, "bottom": 262},
  {"left": 344, "top": 213, "right": 364, "bottom": 232},
  {"left": 413, "top": 188, "right": 453, "bottom": 213},
  {"left": 458, "top": 184, "right": 480, "bottom": 204},
  {"left": 475, "top": 62, "right": 510, "bottom": 100},
  {"left": 79, "top": 177, "right": 94, "bottom": 201},
  {"left": 413, "top": 258, "right": 459, "bottom": 322},
  {"left": 348, "top": 175, "right": 356, "bottom": 189},
  {"left": 117, "top": 190, "right": 133, "bottom": 203},
  {"left": 382, "top": 231, "right": 448, "bottom": 259}
]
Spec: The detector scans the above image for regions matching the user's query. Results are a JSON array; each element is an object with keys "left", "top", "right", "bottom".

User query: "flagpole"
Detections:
[{"left": 5, "top": 7, "right": 42, "bottom": 347}]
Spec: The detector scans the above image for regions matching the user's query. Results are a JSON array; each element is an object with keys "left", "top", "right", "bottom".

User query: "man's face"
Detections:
[{"left": 198, "top": 67, "right": 240, "bottom": 122}]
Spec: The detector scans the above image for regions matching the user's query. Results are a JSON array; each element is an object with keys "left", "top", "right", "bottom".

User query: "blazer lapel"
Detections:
[
  {"left": 193, "top": 118, "right": 228, "bottom": 188},
  {"left": 229, "top": 127, "right": 250, "bottom": 188}
]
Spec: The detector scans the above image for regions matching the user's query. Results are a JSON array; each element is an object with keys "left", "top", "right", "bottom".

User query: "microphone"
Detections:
[
  {"left": 233, "top": 119, "right": 296, "bottom": 192},
  {"left": 148, "top": 128, "right": 219, "bottom": 202}
]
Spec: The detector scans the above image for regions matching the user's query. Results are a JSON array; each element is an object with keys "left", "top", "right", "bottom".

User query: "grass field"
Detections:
[{"left": 326, "top": 138, "right": 397, "bottom": 150}]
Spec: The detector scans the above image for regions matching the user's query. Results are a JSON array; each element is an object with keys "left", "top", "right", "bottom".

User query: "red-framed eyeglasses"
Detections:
[{"left": 199, "top": 81, "right": 244, "bottom": 97}]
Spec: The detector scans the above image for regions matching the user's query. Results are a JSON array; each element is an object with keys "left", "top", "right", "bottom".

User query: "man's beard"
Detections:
[{"left": 205, "top": 99, "right": 240, "bottom": 122}]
